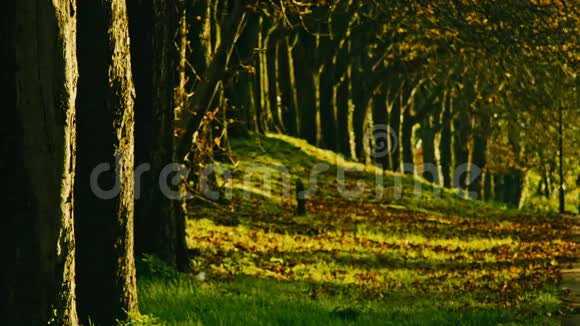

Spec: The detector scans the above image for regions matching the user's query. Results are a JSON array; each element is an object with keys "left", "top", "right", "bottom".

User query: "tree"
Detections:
[
  {"left": 0, "top": 0, "right": 79, "bottom": 324},
  {"left": 175, "top": 0, "right": 247, "bottom": 159},
  {"left": 75, "top": 0, "right": 138, "bottom": 324},
  {"left": 128, "top": 0, "right": 188, "bottom": 270}
]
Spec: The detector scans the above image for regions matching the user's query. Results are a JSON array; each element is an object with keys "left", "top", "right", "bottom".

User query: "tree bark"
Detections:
[
  {"left": 1, "top": 1, "right": 79, "bottom": 324},
  {"left": 76, "top": 0, "right": 138, "bottom": 324},
  {"left": 128, "top": 0, "right": 185, "bottom": 267}
]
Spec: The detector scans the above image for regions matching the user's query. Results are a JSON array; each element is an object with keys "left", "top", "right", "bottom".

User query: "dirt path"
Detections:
[{"left": 561, "top": 219, "right": 580, "bottom": 325}]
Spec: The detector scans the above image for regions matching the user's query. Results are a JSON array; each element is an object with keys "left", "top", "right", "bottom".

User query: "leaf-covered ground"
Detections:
[{"left": 138, "top": 133, "right": 578, "bottom": 325}]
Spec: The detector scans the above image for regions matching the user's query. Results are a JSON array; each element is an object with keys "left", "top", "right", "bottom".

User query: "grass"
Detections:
[
  {"left": 136, "top": 133, "right": 577, "bottom": 325},
  {"left": 137, "top": 276, "right": 560, "bottom": 326}
]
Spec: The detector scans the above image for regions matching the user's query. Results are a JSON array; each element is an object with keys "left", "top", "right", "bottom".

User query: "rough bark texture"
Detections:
[
  {"left": 0, "top": 0, "right": 79, "bottom": 324},
  {"left": 129, "top": 0, "right": 182, "bottom": 267},
  {"left": 76, "top": 0, "right": 138, "bottom": 324}
]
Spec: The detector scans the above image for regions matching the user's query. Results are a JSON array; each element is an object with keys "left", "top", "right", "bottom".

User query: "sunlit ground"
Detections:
[{"left": 137, "top": 134, "right": 577, "bottom": 325}]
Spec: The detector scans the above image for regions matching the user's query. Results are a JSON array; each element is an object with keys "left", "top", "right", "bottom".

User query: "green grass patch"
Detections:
[{"left": 138, "top": 133, "right": 577, "bottom": 325}]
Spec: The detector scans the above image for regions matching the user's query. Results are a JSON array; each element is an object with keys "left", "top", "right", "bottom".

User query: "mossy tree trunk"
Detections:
[{"left": 1, "top": 1, "right": 79, "bottom": 324}]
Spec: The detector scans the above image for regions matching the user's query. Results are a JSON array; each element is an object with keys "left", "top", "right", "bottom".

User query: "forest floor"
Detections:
[
  {"left": 560, "top": 215, "right": 580, "bottom": 326},
  {"left": 135, "top": 133, "right": 578, "bottom": 326}
]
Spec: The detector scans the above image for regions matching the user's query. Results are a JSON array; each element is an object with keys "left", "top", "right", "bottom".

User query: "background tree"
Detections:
[{"left": 128, "top": 0, "right": 189, "bottom": 270}]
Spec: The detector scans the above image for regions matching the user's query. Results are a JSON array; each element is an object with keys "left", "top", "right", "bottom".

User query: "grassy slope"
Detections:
[{"left": 136, "top": 133, "right": 577, "bottom": 326}]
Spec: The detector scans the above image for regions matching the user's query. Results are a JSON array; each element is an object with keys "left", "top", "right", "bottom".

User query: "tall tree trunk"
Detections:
[
  {"left": 273, "top": 41, "right": 286, "bottom": 133},
  {"left": 76, "top": 0, "right": 138, "bottom": 324},
  {"left": 401, "top": 104, "right": 414, "bottom": 173},
  {"left": 468, "top": 113, "right": 489, "bottom": 199},
  {"left": 294, "top": 37, "right": 317, "bottom": 144},
  {"left": 482, "top": 169, "right": 492, "bottom": 201},
  {"left": 558, "top": 105, "right": 565, "bottom": 213},
  {"left": 313, "top": 69, "right": 323, "bottom": 147},
  {"left": 372, "top": 90, "right": 389, "bottom": 168},
  {"left": 257, "top": 16, "right": 273, "bottom": 132},
  {"left": 285, "top": 35, "right": 301, "bottom": 137},
  {"left": 228, "top": 14, "right": 259, "bottom": 134},
  {"left": 420, "top": 116, "right": 437, "bottom": 182},
  {"left": 276, "top": 36, "right": 294, "bottom": 135},
  {"left": 438, "top": 92, "right": 452, "bottom": 187},
  {"left": 128, "top": 0, "right": 186, "bottom": 267},
  {"left": 1, "top": 1, "right": 79, "bottom": 324},
  {"left": 329, "top": 63, "right": 341, "bottom": 152},
  {"left": 452, "top": 108, "right": 470, "bottom": 190},
  {"left": 494, "top": 174, "right": 505, "bottom": 203},
  {"left": 388, "top": 93, "right": 401, "bottom": 171},
  {"left": 346, "top": 46, "right": 358, "bottom": 160}
]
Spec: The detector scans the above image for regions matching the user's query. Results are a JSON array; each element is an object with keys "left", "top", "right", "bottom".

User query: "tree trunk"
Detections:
[
  {"left": 228, "top": 13, "right": 259, "bottom": 135},
  {"left": 285, "top": 35, "right": 301, "bottom": 137},
  {"left": 420, "top": 116, "right": 437, "bottom": 182},
  {"left": 273, "top": 41, "right": 286, "bottom": 133},
  {"left": 438, "top": 93, "right": 452, "bottom": 187},
  {"left": 558, "top": 105, "right": 565, "bottom": 213},
  {"left": 294, "top": 37, "right": 317, "bottom": 145},
  {"left": 468, "top": 114, "right": 489, "bottom": 199},
  {"left": 401, "top": 104, "right": 414, "bottom": 173},
  {"left": 128, "top": 0, "right": 186, "bottom": 267},
  {"left": 257, "top": 16, "right": 273, "bottom": 132},
  {"left": 1, "top": 1, "right": 79, "bottom": 324},
  {"left": 452, "top": 108, "right": 470, "bottom": 190},
  {"left": 372, "top": 90, "right": 389, "bottom": 168},
  {"left": 76, "top": 0, "right": 138, "bottom": 324},
  {"left": 388, "top": 93, "right": 401, "bottom": 171},
  {"left": 346, "top": 49, "right": 358, "bottom": 160}
]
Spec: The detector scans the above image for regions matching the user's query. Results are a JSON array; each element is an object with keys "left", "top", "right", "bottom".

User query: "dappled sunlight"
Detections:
[{"left": 169, "top": 133, "right": 579, "bottom": 325}]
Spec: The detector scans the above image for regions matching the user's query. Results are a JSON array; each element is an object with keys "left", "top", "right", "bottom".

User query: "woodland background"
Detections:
[{"left": 1, "top": 0, "right": 578, "bottom": 325}]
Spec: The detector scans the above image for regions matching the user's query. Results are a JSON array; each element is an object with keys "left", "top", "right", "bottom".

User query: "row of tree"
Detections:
[
  {"left": 1, "top": 0, "right": 186, "bottom": 324},
  {"left": 1, "top": 0, "right": 577, "bottom": 325},
  {"left": 218, "top": 1, "right": 578, "bottom": 209},
  {"left": 1, "top": 0, "right": 288, "bottom": 324}
]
